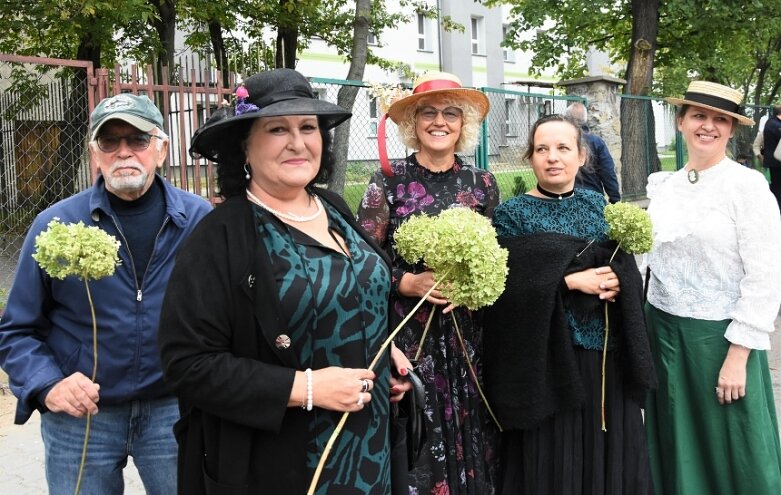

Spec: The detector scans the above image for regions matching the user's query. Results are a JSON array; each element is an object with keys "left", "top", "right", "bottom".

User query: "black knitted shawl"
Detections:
[{"left": 483, "top": 232, "right": 656, "bottom": 431}]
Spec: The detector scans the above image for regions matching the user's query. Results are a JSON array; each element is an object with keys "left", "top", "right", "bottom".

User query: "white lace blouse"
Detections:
[{"left": 644, "top": 158, "right": 781, "bottom": 350}]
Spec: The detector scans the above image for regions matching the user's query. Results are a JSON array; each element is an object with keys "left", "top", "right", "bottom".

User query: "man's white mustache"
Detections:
[{"left": 110, "top": 162, "right": 145, "bottom": 174}]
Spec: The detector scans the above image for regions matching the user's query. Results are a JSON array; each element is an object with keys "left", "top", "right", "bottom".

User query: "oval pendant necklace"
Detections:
[{"left": 687, "top": 169, "right": 699, "bottom": 184}]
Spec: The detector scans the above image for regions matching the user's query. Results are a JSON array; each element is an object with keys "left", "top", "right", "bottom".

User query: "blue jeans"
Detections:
[{"left": 40, "top": 396, "right": 178, "bottom": 495}]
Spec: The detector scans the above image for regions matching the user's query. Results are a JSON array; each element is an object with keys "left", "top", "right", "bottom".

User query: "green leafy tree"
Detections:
[{"left": 487, "top": 0, "right": 781, "bottom": 194}]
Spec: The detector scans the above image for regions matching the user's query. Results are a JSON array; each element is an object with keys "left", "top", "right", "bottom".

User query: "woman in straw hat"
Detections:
[
  {"left": 484, "top": 114, "right": 656, "bottom": 495},
  {"left": 158, "top": 68, "right": 412, "bottom": 495},
  {"left": 644, "top": 80, "right": 781, "bottom": 494},
  {"left": 357, "top": 71, "right": 499, "bottom": 493}
]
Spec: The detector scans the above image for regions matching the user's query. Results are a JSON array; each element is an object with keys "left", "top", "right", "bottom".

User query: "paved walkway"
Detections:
[{"left": 1, "top": 314, "right": 780, "bottom": 493}]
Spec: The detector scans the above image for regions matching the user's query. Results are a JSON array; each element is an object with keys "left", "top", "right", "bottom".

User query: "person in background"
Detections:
[
  {"left": 736, "top": 154, "right": 753, "bottom": 168},
  {"left": 484, "top": 114, "right": 655, "bottom": 495},
  {"left": 565, "top": 102, "right": 621, "bottom": 203},
  {"left": 752, "top": 114, "right": 767, "bottom": 167},
  {"left": 762, "top": 104, "right": 781, "bottom": 211},
  {"left": 357, "top": 71, "right": 500, "bottom": 494},
  {"left": 645, "top": 81, "right": 781, "bottom": 494},
  {"left": 0, "top": 94, "right": 212, "bottom": 494},
  {"left": 158, "top": 68, "right": 411, "bottom": 495}
]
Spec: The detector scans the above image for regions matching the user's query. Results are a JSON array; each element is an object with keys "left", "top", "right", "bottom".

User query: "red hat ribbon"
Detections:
[
  {"left": 413, "top": 79, "right": 462, "bottom": 94},
  {"left": 378, "top": 113, "right": 392, "bottom": 177}
]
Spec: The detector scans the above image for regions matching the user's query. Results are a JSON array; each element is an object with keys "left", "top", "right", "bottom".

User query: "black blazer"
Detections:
[{"left": 158, "top": 188, "right": 390, "bottom": 494}]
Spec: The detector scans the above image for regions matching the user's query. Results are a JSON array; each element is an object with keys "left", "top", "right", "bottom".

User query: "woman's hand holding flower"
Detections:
[
  {"left": 303, "top": 367, "right": 377, "bottom": 412},
  {"left": 399, "top": 270, "right": 449, "bottom": 307},
  {"left": 565, "top": 265, "right": 621, "bottom": 302}
]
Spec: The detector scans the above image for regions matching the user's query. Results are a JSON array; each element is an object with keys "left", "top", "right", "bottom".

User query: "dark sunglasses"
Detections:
[
  {"left": 416, "top": 106, "right": 463, "bottom": 123},
  {"left": 95, "top": 133, "right": 160, "bottom": 153}
]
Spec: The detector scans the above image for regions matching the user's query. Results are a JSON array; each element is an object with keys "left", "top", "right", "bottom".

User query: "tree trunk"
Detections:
[
  {"left": 208, "top": 20, "right": 231, "bottom": 88},
  {"left": 620, "top": 0, "right": 660, "bottom": 200},
  {"left": 150, "top": 0, "right": 177, "bottom": 83},
  {"left": 275, "top": 26, "right": 298, "bottom": 68},
  {"left": 47, "top": 38, "right": 94, "bottom": 206},
  {"left": 328, "top": 0, "right": 371, "bottom": 197}
]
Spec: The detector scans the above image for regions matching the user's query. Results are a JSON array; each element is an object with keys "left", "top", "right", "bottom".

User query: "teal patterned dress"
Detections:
[{"left": 255, "top": 199, "right": 391, "bottom": 495}]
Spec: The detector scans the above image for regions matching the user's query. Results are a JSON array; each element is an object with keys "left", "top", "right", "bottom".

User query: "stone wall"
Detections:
[{"left": 558, "top": 76, "right": 625, "bottom": 177}]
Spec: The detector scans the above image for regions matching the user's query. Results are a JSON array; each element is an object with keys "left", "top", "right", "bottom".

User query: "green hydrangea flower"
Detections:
[
  {"left": 33, "top": 218, "right": 121, "bottom": 281},
  {"left": 604, "top": 202, "right": 653, "bottom": 254},
  {"left": 394, "top": 208, "right": 508, "bottom": 310}
]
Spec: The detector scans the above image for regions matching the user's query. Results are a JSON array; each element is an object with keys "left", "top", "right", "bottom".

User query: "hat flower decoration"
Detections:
[
  {"left": 308, "top": 207, "right": 508, "bottom": 494},
  {"left": 234, "top": 84, "right": 259, "bottom": 116},
  {"left": 33, "top": 218, "right": 121, "bottom": 493}
]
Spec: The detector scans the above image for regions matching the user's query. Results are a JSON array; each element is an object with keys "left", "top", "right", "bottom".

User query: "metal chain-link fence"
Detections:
[
  {"left": 1, "top": 57, "right": 773, "bottom": 312},
  {"left": 311, "top": 78, "right": 584, "bottom": 210},
  {"left": 0, "top": 56, "right": 94, "bottom": 308}
]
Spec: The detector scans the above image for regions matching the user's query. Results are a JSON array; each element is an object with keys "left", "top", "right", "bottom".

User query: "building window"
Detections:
[
  {"left": 369, "top": 96, "right": 378, "bottom": 136},
  {"left": 502, "top": 25, "right": 515, "bottom": 62},
  {"left": 367, "top": 31, "right": 377, "bottom": 46},
  {"left": 417, "top": 13, "right": 428, "bottom": 50},
  {"left": 471, "top": 16, "right": 483, "bottom": 55},
  {"left": 505, "top": 98, "right": 519, "bottom": 136}
]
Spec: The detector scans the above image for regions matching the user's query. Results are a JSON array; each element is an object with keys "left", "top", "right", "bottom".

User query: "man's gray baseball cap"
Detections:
[{"left": 90, "top": 94, "right": 164, "bottom": 140}]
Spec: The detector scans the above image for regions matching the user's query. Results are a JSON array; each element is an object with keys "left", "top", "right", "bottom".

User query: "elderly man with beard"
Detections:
[{"left": 0, "top": 94, "right": 211, "bottom": 494}]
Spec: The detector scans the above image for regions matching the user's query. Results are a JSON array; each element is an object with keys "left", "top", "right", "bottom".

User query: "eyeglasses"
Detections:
[
  {"left": 95, "top": 133, "right": 160, "bottom": 153},
  {"left": 416, "top": 106, "right": 463, "bottom": 123}
]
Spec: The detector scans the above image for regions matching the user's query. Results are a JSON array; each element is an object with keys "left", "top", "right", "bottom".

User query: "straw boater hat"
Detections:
[
  {"left": 378, "top": 72, "right": 490, "bottom": 176},
  {"left": 190, "top": 68, "right": 351, "bottom": 163},
  {"left": 665, "top": 81, "right": 754, "bottom": 126}
]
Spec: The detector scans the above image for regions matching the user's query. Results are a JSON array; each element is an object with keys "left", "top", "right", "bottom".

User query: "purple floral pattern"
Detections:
[{"left": 357, "top": 154, "right": 500, "bottom": 494}]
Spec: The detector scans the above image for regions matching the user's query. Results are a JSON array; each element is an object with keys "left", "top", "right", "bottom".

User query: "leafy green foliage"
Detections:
[
  {"left": 394, "top": 208, "right": 509, "bottom": 310},
  {"left": 489, "top": 0, "right": 781, "bottom": 104},
  {"left": 33, "top": 219, "right": 121, "bottom": 281},
  {"left": 604, "top": 202, "right": 653, "bottom": 254}
]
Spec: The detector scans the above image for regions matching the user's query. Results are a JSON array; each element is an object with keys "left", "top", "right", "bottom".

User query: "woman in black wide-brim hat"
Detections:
[
  {"left": 644, "top": 80, "right": 781, "bottom": 494},
  {"left": 158, "top": 68, "right": 412, "bottom": 495}
]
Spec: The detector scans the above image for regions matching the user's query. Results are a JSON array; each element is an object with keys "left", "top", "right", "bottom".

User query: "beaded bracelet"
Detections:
[{"left": 305, "top": 368, "right": 313, "bottom": 411}]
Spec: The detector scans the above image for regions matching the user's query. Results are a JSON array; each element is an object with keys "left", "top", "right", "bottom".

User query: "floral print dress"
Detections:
[{"left": 358, "top": 154, "right": 500, "bottom": 495}]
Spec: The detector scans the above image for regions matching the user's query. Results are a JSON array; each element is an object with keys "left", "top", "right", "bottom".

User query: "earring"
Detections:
[{"left": 244, "top": 163, "right": 251, "bottom": 180}]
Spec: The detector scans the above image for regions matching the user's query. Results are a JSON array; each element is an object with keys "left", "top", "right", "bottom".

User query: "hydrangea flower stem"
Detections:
[
  {"left": 307, "top": 272, "right": 449, "bottom": 495},
  {"left": 74, "top": 280, "right": 98, "bottom": 495},
  {"left": 451, "top": 312, "right": 503, "bottom": 431}
]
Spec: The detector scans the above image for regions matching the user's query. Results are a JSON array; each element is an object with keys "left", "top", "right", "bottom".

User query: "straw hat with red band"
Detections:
[
  {"left": 378, "top": 72, "right": 489, "bottom": 176},
  {"left": 665, "top": 81, "right": 754, "bottom": 126}
]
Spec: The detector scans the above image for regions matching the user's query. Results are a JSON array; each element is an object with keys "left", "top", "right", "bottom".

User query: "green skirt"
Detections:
[{"left": 645, "top": 304, "right": 781, "bottom": 495}]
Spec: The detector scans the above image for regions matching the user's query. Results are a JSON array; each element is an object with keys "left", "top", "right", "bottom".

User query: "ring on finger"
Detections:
[
  {"left": 360, "top": 379, "right": 370, "bottom": 393},
  {"left": 357, "top": 393, "right": 364, "bottom": 406}
]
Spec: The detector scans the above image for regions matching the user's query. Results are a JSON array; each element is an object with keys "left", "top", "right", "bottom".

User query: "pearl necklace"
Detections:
[{"left": 245, "top": 189, "right": 323, "bottom": 222}]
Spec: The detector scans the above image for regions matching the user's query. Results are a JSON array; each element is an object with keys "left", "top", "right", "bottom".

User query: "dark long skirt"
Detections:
[
  {"left": 498, "top": 347, "right": 653, "bottom": 495},
  {"left": 644, "top": 304, "right": 781, "bottom": 495}
]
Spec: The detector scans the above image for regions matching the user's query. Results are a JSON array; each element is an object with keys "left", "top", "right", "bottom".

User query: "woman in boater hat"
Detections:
[
  {"left": 644, "top": 81, "right": 781, "bottom": 494},
  {"left": 357, "top": 72, "right": 500, "bottom": 493}
]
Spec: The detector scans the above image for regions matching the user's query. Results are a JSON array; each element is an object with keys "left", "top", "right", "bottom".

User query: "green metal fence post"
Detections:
[{"left": 477, "top": 117, "right": 488, "bottom": 170}]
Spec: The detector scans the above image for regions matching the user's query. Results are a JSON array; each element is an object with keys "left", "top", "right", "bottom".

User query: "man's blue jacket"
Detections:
[{"left": 0, "top": 175, "right": 211, "bottom": 423}]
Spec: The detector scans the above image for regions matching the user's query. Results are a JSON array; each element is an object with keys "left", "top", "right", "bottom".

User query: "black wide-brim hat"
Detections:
[{"left": 190, "top": 68, "right": 352, "bottom": 162}]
